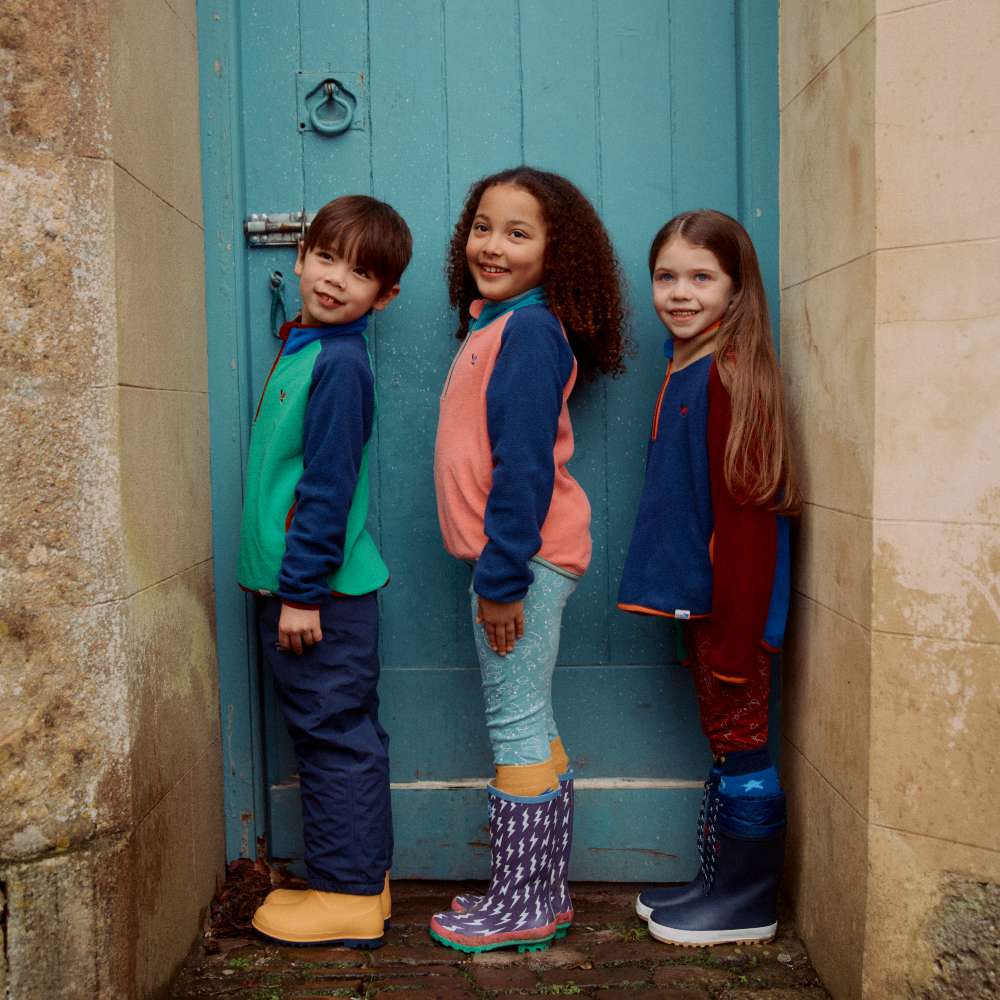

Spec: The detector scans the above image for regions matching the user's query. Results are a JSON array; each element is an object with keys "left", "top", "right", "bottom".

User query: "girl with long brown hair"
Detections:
[
  {"left": 618, "top": 209, "right": 798, "bottom": 948},
  {"left": 431, "top": 167, "right": 627, "bottom": 954}
]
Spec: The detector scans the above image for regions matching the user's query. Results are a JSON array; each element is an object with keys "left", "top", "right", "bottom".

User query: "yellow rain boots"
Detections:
[
  {"left": 262, "top": 872, "right": 391, "bottom": 925},
  {"left": 253, "top": 873, "right": 391, "bottom": 947}
]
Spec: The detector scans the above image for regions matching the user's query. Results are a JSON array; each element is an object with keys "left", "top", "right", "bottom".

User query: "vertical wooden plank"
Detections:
[
  {"left": 368, "top": 0, "right": 466, "bottom": 675},
  {"left": 238, "top": 2, "right": 307, "bottom": 798},
  {"left": 442, "top": 0, "right": 522, "bottom": 215},
  {"left": 239, "top": 3, "right": 304, "bottom": 410},
  {"left": 668, "top": 0, "right": 740, "bottom": 215},
  {"left": 440, "top": 0, "right": 523, "bottom": 661},
  {"left": 597, "top": 0, "right": 681, "bottom": 669},
  {"left": 299, "top": 0, "right": 372, "bottom": 203},
  {"left": 737, "top": 0, "right": 780, "bottom": 346},
  {"left": 198, "top": 0, "right": 266, "bottom": 859},
  {"left": 519, "top": 0, "right": 609, "bottom": 667}
]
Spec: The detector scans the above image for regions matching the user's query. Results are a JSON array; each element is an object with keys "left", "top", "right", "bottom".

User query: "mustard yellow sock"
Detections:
[
  {"left": 549, "top": 738, "right": 570, "bottom": 777},
  {"left": 494, "top": 760, "right": 559, "bottom": 796}
]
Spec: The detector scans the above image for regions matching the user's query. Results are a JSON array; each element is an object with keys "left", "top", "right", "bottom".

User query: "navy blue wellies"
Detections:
[
  {"left": 635, "top": 762, "right": 722, "bottom": 920},
  {"left": 647, "top": 784, "right": 785, "bottom": 947}
]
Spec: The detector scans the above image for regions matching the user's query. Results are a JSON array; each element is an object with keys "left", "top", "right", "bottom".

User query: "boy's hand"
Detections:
[
  {"left": 278, "top": 603, "right": 323, "bottom": 655},
  {"left": 476, "top": 597, "right": 525, "bottom": 656}
]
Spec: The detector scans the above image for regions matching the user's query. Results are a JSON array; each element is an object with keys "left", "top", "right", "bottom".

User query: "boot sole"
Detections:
[
  {"left": 253, "top": 929, "right": 384, "bottom": 949},
  {"left": 647, "top": 919, "right": 777, "bottom": 947},
  {"left": 429, "top": 927, "right": 556, "bottom": 954}
]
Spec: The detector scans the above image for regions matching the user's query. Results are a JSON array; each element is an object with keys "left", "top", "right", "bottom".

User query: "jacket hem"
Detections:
[{"left": 616, "top": 601, "right": 710, "bottom": 620}]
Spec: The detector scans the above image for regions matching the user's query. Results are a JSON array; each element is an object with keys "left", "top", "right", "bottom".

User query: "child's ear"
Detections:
[
  {"left": 371, "top": 284, "right": 400, "bottom": 312},
  {"left": 293, "top": 241, "right": 306, "bottom": 276}
]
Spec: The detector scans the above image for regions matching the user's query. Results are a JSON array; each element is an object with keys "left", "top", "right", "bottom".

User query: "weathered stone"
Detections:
[
  {"left": 0, "top": 0, "right": 112, "bottom": 157},
  {"left": 908, "top": 878, "right": 1000, "bottom": 1000},
  {"left": 1, "top": 837, "right": 134, "bottom": 999},
  {"left": 0, "top": 149, "right": 117, "bottom": 389},
  {"left": 0, "top": 601, "right": 131, "bottom": 858}
]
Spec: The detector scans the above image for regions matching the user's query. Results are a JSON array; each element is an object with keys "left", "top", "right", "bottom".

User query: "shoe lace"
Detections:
[{"left": 697, "top": 778, "right": 722, "bottom": 894}]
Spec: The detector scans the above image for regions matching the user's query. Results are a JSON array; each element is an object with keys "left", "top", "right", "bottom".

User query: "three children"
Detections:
[{"left": 236, "top": 185, "right": 795, "bottom": 953}]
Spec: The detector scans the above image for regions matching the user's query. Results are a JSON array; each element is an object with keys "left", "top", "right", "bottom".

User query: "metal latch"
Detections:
[{"left": 244, "top": 212, "right": 316, "bottom": 247}]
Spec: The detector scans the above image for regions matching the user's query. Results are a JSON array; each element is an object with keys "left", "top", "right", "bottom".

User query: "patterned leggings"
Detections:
[
  {"left": 471, "top": 560, "right": 578, "bottom": 766},
  {"left": 685, "top": 618, "right": 772, "bottom": 756}
]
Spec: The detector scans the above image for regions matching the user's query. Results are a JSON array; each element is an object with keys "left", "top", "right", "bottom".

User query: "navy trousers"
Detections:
[{"left": 258, "top": 592, "right": 392, "bottom": 894}]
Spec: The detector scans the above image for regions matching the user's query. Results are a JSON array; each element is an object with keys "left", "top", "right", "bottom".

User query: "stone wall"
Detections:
[
  {"left": 780, "top": 1, "right": 1000, "bottom": 997},
  {"left": 0, "top": 0, "right": 223, "bottom": 997}
]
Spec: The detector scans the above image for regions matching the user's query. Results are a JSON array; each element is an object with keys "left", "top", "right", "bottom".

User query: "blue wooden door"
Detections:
[{"left": 199, "top": 0, "right": 778, "bottom": 880}]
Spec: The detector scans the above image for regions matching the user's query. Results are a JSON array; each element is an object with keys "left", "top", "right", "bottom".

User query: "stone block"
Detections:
[
  {"left": 0, "top": 380, "right": 128, "bottom": 608},
  {"left": 795, "top": 503, "right": 872, "bottom": 628},
  {"left": 118, "top": 385, "right": 212, "bottom": 594},
  {"left": 873, "top": 256, "right": 1000, "bottom": 524},
  {"left": 870, "top": 632, "right": 1000, "bottom": 850},
  {"left": 875, "top": 0, "right": 1000, "bottom": 247},
  {"left": 874, "top": 521, "right": 1000, "bottom": 644},
  {"left": 0, "top": 151, "right": 117, "bottom": 389},
  {"left": 0, "top": 0, "right": 112, "bottom": 157},
  {"left": 191, "top": 738, "right": 226, "bottom": 906},
  {"left": 864, "top": 825, "right": 1000, "bottom": 997},
  {"left": 110, "top": 0, "right": 203, "bottom": 222},
  {"left": 127, "top": 560, "right": 219, "bottom": 822},
  {"left": 780, "top": 0, "right": 873, "bottom": 108},
  {"left": 781, "top": 740, "right": 867, "bottom": 1000},
  {"left": 0, "top": 837, "right": 133, "bottom": 999},
  {"left": 875, "top": 239, "right": 1000, "bottom": 329},
  {"left": 780, "top": 254, "right": 875, "bottom": 517},
  {"left": 784, "top": 594, "right": 870, "bottom": 818},
  {"left": 780, "top": 22, "right": 874, "bottom": 287},
  {"left": 114, "top": 164, "right": 208, "bottom": 393},
  {"left": 133, "top": 774, "right": 205, "bottom": 1000},
  {"left": 0, "top": 601, "right": 131, "bottom": 859}
]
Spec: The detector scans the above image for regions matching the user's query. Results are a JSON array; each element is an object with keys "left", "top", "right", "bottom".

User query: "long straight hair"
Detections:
[{"left": 649, "top": 210, "right": 799, "bottom": 513}]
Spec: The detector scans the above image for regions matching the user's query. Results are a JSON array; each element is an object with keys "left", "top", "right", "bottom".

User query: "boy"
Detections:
[{"left": 238, "top": 195, "right": 412, "bottom": 947}]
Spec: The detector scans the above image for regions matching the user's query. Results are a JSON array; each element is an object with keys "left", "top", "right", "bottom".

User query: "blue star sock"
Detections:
[{"left": 717, "top": 748, "right": 781, "bottom": 798}]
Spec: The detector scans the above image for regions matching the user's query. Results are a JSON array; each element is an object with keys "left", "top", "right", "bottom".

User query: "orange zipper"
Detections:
[
  {"left": 253, "top": 341, "right": 287, "bottom": 423},
  {"left": 650, "top": 360, "right": 673, "bottom": 440}
]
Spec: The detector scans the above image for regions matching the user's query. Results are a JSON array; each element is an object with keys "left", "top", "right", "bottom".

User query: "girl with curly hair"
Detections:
[
  {"left": 619, "top": 209, "right": 799, "bottom": 948},
  {"left": 430, "top": 167, "right": 627, "bottom": 954}
]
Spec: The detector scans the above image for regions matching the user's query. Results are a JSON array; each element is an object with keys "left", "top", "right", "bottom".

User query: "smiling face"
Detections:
[
  {"left": 651, "top": 236, "right": 734, "bottom": 362},
  {"left": 294, "top": 242, "right": 398, "bottom": 326},
  {"left": 465, "top": 183, "right": 548, "bottom": 302}
]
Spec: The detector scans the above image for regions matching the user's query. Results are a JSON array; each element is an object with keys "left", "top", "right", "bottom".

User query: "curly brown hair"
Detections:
[{"left": 446, "top": 167, "right": 629, "bottom": 380}]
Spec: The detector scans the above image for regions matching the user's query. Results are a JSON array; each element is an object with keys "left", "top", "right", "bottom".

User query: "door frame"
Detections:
[{"left": 197, "top": 0, "right": 779, "bottom": 863}]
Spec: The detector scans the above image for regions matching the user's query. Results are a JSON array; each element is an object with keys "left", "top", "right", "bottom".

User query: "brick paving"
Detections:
[{"left": 171, "top": 881, "right": 830, "bottom": 999}]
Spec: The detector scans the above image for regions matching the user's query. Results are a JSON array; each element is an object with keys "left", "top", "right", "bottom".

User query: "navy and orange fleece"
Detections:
[
  {"left": 617, "top": 343, "right": 790, "bottom": 683},
  {"left": 237, "top": 316, "right": 388, "bottom": 606},
  {"left": 434, "top": 293, "right": 591, "bottom": 603}
]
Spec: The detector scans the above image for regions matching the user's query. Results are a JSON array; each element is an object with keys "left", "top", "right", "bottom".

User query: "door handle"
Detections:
[{"left": 306, "top": 79, "right": 355, "bottom": 136}]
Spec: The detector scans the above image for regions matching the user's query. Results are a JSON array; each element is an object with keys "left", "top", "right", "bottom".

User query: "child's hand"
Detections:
[
  {"left": 476, "top": 597, "right": 525, "bottom": 656},
  {"left": 278, "top": 603, "right": 323, "bottom": 655}
]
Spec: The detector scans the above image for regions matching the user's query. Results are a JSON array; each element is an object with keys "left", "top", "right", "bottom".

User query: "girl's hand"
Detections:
[
  {"left": 278, "top": 603, "right": 323, "bottom": 655},
  {"left": 476, "top": 597, "right": 525, "bottom": 656}
]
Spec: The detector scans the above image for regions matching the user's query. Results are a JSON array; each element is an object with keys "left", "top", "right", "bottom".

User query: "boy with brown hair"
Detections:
[{"left": 238, "top": 195, "right": 411, "bottom": 947}]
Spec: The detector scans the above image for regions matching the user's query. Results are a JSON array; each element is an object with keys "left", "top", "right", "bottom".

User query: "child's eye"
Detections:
[
  {"left": 472, "top": 222, "right": 489, "bottom": 233},
  {"left": 318, "top": 251, "right": 334, "bottom": 262},
  {"left": 656, "top": 272, "right": 674, "bottom": 282},
  {"left": 510, "top": 229, "right": 528, "bottom": 239},
  {"left": 694, "top": 272, "right": 712, "bottom": 282},
  {"left": 354, "top": 266, "right": 370, "bottom": 279}
]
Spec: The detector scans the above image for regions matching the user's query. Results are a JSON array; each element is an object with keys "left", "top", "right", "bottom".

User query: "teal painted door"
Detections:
[{"left": 199, "top": 1, "right": 778, "bottom": 880}]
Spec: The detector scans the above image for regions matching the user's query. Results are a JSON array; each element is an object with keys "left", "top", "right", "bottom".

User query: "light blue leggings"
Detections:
[{"left": 471, "top": 560, "right": 578, "bottom": 765}]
